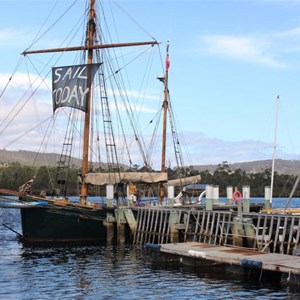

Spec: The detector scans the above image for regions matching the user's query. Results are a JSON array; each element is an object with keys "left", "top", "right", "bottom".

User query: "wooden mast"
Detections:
[
  {"left": 79, "top": 0, "right": 96, "bottom": 205},
  {"left": 22, "top": 41, "right": 159, "bottom": 55},
  {"left": 159, "top": 42, "right": 170, "bottom": 203}
]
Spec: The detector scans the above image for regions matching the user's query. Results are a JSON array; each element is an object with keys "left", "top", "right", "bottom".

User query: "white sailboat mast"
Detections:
[{"left": 270, "top": 95, "right": 279, "bottom": 206}]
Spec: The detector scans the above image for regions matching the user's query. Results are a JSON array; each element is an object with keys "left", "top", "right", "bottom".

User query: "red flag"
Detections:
[{"left": 166, "top": 53, "right": 170, "bottom": 70}]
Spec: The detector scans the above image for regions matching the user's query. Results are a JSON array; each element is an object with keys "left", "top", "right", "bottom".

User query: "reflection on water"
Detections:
[{"left": 1, "top": 206, "right": 300, "bottom": 299}]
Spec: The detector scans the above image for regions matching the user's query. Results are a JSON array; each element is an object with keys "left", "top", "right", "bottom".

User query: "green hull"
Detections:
[{"left": 20, "top": 206, "right": 113, "bottom": 246}]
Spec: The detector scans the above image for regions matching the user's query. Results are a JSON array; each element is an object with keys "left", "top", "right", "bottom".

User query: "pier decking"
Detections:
[
  {"left": 146, "top": 242, "right": 300, "bottom": 285},
  {"left": 106, "top": 204, "right": 300, "bottom": 285}
]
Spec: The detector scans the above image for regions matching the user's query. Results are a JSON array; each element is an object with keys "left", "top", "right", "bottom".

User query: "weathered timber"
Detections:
[
  {"left": 103, "top": 204, "right": 300, "bottom": 256},
  {"left": 146, "top": 242, "right": 300, "bottom": 285}
]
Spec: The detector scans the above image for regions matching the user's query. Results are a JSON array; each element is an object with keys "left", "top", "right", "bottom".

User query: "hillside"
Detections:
[
  {"left": 194, "top": 159, "right": 300, "bottom": 175},
  {"left": 1, "top": 149, "right": 300, "bottom": 175},
  {"left": 0, "top": 149, "right": 82, "bottom": 168}
]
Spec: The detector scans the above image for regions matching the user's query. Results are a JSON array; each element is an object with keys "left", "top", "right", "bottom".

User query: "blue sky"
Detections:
[{"left": 1, "top": 0, "right": 300, "bottom": 169}]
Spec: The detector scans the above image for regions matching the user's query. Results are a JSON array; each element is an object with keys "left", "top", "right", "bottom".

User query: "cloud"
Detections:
[
  {"left": 0, "top": 72, "right": 53, "bottom": 150},
  {"left": 0, "top": 28, "right": 33, "bottom": 47},
  {"left": 125, "top": 130, "right": 299, "bottom": 169},
  {"left": 105, "top": 87, "right": 160, "bottom": 115},
  {"left": 178, "top": 132, "right": 297, "bottom": 166},
  {"left": 0, "top": 29, "right": 11, "bottom": 45},
  {"left": 198, "top": 34, "right": 286, "bottom": 69},
  {"left": 276, "top": 26, "right": 300, "bottom": 38},
  {"left": 0, "top": 70, "right": 161, "bottom": 162},
  {"left": 197, "top": 26, "right": 300, "bottom": 69}
]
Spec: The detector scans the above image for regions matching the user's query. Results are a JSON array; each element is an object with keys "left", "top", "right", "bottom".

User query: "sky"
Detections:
[{"left": 1, "top": 0, "right": 300, "bottom": 169}]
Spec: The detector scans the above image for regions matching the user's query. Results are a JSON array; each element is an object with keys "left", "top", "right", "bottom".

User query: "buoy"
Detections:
[{"left": 233, "top": 190, "right": 242, "bottom": 203}]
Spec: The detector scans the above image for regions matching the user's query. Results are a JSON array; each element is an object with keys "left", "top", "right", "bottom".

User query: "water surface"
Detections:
[{"left": 1, "top": 201, "right": 300, "bottom": 299}]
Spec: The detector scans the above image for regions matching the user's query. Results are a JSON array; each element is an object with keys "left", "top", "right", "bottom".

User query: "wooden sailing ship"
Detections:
[{"left": 0, "top": 0, "right": 200, "bottom": 245}]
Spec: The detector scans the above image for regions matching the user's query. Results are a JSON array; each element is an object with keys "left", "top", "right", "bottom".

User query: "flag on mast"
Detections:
[{"left": 166, "top": 53, "right": 170, "bottom": 70}]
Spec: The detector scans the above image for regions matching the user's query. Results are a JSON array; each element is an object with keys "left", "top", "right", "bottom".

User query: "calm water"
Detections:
[{"left": 1, "top": 199, "right": 300, "bottom": 299}]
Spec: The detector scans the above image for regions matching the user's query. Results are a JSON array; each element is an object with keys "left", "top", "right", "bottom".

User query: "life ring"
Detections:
[{"left": 233, "top": 190, "right": 242, "bottom": 203}]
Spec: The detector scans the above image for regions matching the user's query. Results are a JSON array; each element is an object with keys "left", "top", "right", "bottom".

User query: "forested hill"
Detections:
[
  {"left": 1, "top": 149, "right": 300, "bottom": 175},
  {"left": 193, "top": 159, "right": 300, "bottom": 175},
  {"left": 0, "top": 149, "right": 82, "bottom": 168}
]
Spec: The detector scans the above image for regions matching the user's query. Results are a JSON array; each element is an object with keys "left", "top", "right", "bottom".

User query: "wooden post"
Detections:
[
  {"left": 242, "top": 186, "right": 250, "bottom": 213},
  {"left": 205, "top": 185, "right": 213, "bottom": 210},
  {"left": 169, "top": 211, "right": 180, "bottom": 243},
  {"left": 243, "top": 217, "right": 256, "bottom": 248},
  {"left": 115, "top": 208, "right": 126, "bottom": 245},
  {"left": 232, "top": 216, "right": 245, "bottom": 247},
  {"left": 264, "top": 186, "right": 271, "bottom": 209},
  {"left": 105, "top": 212, "right": 115, "bottom": 245},
  {"left": 226, "top": 186, "right": 233, "bottom": 205},
  {"left": 106, "top": 184, "right": 114, "bottom": 207},
  {"left": 167, "top": 186, "right": 174, "bottom": 205}
]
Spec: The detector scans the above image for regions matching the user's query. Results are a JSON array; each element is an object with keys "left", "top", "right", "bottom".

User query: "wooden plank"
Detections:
[
  {"left": 144, "top": 208, "right": 151, "bottom": 243},
  {"left": 124, "top": 209, "right": 137, "bottom": 234},
  {"left": 152, "top": 209, "right": 159, "bottom": 244},
  {"left": 135, "top": 208, "right": 143, "bottom": 244},
  {"left": 149, "top": 209, "right": 156, "bottom": 243}
]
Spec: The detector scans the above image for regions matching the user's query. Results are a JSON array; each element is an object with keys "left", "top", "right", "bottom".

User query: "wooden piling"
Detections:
[
  {"left": 169, "top": 211, "right": 180, "bottom": 243},
  {"left": 232, "top": 216, "right": 245, "bottom": 247},
  {"left": 105, "top": 212, "right": 115, "bottom": 245},
  {"left": 115, "top": 208, "right": 127, "bottom": 245},
  {"left": 243, "top": 217, "right": 256, "bottom": 248}
]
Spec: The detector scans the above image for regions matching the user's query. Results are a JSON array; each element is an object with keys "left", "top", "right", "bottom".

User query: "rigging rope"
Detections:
[
  {"left": 23, "top": 0, "right": 81, "bottom": 52},
  {"left": 95, "top": 0, "right": 163, "bottom": 170},
  {"left": 111, "top": 0, "right": 157, "bottom": 41}
]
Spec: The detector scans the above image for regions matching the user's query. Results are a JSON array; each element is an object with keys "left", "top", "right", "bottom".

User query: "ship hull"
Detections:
[{"left": 20, "top": 206, "right": 112, "bottom": 246}]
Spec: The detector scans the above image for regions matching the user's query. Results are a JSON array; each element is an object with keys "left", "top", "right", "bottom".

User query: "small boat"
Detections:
[
  {"left": 0, "top": 199, "right": 48, "bottom": 208},
  {"left": 0, "top": 0, "right": 200, "bottom": 245}
]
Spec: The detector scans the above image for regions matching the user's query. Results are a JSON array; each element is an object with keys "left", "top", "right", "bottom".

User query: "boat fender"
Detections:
[
  {"left": 233, "top": 190, "right": 242, "bottom": 203},
  {"left": 241, "top": 259, "right": 262, "bottom": 269},
  {"left": 145, "top": 243, "right": 161, "bottom": 251}
]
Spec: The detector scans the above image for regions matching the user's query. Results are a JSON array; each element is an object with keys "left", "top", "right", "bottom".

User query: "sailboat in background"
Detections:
[
  {"left": 269, "top": 95, "right": 280, "bottom": 208},
  {"left": 266, "top": 96, "right": 300, "bottom": 212},
  {"left": 0, "top": 0, "right": 199, "bottom": 245}
]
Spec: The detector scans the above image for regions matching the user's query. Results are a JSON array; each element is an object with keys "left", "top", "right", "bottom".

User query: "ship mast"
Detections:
[
  {"left": 159, "top": 42, "right": 170, "bottom": 202},
  {"left": 22, "top": 0, "right": 160, "bottom": 204},
  {"left": 269, "top": 95, "right": 279, "bottom": 208},
  {"left": 79, "top": 0, "right": 96, "bottom": 205}
]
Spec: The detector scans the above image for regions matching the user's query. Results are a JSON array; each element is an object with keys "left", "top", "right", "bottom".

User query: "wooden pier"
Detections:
[
  {"left": 145, "top": 242, "right": 300, "bottom": 285},
  {"left": 101, "top": 204, "right": 300, "bottom": 286},
  {"left": 105, "top": 205, "right": 300, "bottom": 258}
]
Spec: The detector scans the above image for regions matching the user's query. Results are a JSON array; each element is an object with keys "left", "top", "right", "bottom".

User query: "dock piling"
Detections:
[{"left": 232, "top": 216, "right": 245, "bottom": 247}]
